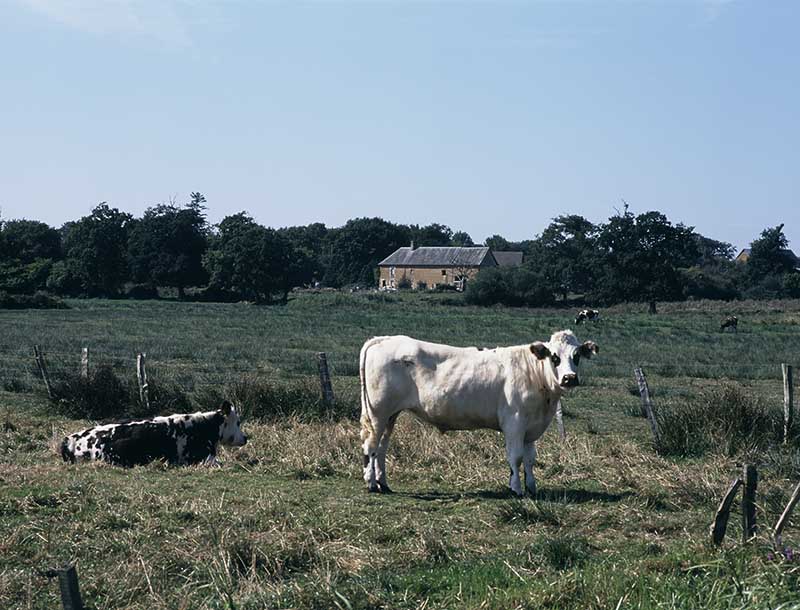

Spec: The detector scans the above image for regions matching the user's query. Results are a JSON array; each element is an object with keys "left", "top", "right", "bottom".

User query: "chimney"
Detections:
[{"left": 410, "top": 240, "right": 416, "bottom": 250}]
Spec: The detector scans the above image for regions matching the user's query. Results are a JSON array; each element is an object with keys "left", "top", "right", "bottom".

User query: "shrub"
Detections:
[
  {"left": 225, "top": 375, "right": 330, "bottom": 421},
  {"left": 655, "top": 384, "right": 783, "bottom": 457},
  {"left": 52, "top": 365, "right": 134, "bottom": 420},
  {"left": 0, "top": 291, "right": 67, "bottom": 310},
  {"left": 124, "top": 283, "right": 160, "bottom": 300}
]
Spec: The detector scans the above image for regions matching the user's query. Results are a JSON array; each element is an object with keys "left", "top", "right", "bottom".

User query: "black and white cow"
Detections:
[
  {"left": 61, "top": 401, "right": 247, "bottom": 467},
  {"left": 720, "top": 315, "right": 738, "bottom": 332},
  {"left": 575, "top": 309, "right": 600, "bottom": 325}
]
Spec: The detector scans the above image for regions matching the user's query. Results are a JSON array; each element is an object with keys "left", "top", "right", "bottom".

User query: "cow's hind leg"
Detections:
[
  {"left": 376, "top": 414, "right": 398, "bottom": 493},
  {"left": 504, "top": 434, "right": 525, "bottom": 497},
  {"left": 523, "top": 441, "right": 537, "bottom": 496},
  {"left": 363, "top": 418, "right": 388, "bottom": 493}
]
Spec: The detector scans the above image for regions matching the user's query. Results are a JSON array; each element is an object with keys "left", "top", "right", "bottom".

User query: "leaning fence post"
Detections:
[
  {"left": 80, "top": 347, "right": 89, "bottom": 380},
  {"left": 317, "top": 352, "right": 335, "bottom": 407},
  {"left": 742, "top": 464, "right": 758, "bottom": 542},
  {"left": 555, "top": 399, "right": 566, "bottom": 440},
  {"left": 634, "top": 367, "right": 660, "bottom": 444},
  {"left": 33, "top": 345, "right": 53, "bottom": 399},
  {"left": 136, "top": 353, "right": 150, "bottom": 411},
  {"left": 774, "top": 481, "right": 800, "bottom": 547},
  {"left": 44, "top": 564, "right": 85, "bottom": 610},
  {"left": 784, "top": 364, "right": 794, "bottom": 443},
  {"left": 710, "top": 477, "right": 743, "bottom": 545}
]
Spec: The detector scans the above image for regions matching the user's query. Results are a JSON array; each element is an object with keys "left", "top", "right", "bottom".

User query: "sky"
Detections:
[{"left": 0, "top": 0, "right": 797, "bottom": 252}]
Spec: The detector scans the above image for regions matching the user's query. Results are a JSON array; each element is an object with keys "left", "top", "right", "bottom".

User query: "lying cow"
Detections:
[
  {"left": 61, "top": 401, "right": 247, "bottom": 467},
  {"left": 575, "top": 309, "right": 600, "bottom": 325},
  {"left": 359, "top": 330, "right": 598, "bottom": 496},
  {"left": 720, "top": 315, "right": 738, "bottom": 332}
]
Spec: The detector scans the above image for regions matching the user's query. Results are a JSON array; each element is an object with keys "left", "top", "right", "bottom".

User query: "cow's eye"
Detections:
[
  {"left": 573, "top": 354, "right": 581, "bottom": 366},
  {"left": 551, "top": 355, "right": 561, "bottom": 366}
]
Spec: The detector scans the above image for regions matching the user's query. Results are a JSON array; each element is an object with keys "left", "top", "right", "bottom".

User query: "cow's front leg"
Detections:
[
  {"left": 523, "top": 441, "right": 537, "bottom": 496},
  {"left": 504, "top": 434, "right": 525, "bottom": 497}
]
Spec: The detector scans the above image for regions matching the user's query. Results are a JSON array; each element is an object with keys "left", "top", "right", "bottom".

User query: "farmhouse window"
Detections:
[{"left": 441, "top": 269, "right": 447, "bottom": 276}]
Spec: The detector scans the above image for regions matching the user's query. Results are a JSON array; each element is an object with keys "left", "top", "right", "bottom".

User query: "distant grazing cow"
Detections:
[
  {"left": 720, "top": 315, "right": 738, "bottom": 332},
  {"left": 61, "top": 402, "right": 247, "bottom": 467},
  {"left": 575, "top": 309, "right": 600, "bottom": 325},
  {"left": 359, "top": 330, "right": 599, "bottom": 496}
]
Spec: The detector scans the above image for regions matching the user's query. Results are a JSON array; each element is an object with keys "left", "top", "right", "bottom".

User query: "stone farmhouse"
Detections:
[{"left": 377, "top": 245, "right": 523, "bottom": 291}]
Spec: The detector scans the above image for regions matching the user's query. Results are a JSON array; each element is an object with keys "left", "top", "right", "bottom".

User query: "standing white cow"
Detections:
[{"left": 359, "top": 330, "right": 598, "bottom": 496}]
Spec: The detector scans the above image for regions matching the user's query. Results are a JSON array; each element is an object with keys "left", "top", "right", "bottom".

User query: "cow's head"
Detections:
[
  {"left": 530, "top": 330, "right": 598, "bottom": 389},
  {"left": 218, "top": 401, "right": 248, "bottom": 446}
]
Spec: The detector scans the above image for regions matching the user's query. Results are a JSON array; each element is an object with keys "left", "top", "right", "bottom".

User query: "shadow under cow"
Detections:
[{"left": 397, "top": 487, "right": 631, "bottom": 504}]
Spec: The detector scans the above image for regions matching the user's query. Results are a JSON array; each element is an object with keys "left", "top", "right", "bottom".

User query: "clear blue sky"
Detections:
[{"left": 1, "top": 0, "right": 797, "bottom": 252}]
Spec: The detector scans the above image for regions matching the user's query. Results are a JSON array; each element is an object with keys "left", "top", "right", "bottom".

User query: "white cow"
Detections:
[{"left": 359, "top": 330, "right": 598, "bottom": 496}]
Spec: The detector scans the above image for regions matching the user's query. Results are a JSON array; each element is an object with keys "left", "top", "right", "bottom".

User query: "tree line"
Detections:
[{"left": 0, "top": 194, "right": 797, "bottom": 307}]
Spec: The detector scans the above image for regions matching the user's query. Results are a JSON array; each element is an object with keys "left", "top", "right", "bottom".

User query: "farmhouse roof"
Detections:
[
  {"left": 378, "top": 246, "right": 493, "bottom": 267},
  {"left": 492, "top": 251, "right": 524, "bottom": 267},
  {"left": 736, "top": 248, "right": 800, "bottom": 265}
]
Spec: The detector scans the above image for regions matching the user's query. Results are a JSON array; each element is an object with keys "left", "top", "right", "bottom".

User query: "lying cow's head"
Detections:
[
  {"left": 218, "top": 401, "right": 248, "bottom": 447},
  {"left": 530, "top": 330, "right": 598, "bottom": 389}
]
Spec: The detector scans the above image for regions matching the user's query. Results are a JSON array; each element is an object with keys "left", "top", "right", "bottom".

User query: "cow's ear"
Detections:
[
  {"left": 579, "top": 341, "right": 599, "bottom": 358},
  {"left": 530, "top": 342, "right": 550, "bottom": 359},
  {"left": 220, "top": 401, "right": 232, "bottom": 416}
]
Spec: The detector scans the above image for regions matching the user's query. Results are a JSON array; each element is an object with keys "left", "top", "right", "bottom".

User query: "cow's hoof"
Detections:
[{"left": 378, "top": 482, "right": 393, "bottom": 494}]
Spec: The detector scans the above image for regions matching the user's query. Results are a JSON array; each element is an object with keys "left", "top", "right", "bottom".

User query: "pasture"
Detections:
[{"left": 2, "top": 294, "right": 800, "bottom": 609}]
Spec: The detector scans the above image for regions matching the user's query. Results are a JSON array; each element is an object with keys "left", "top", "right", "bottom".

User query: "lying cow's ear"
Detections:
[
  {"left": 530, "top": 342, "right": 551, "bottom": 360},
  {"left": 219, "top": 401, "right": 233, "bottom": 416},
  {"left": 579, "top": 341, "right": 599, "bottom": 358}
]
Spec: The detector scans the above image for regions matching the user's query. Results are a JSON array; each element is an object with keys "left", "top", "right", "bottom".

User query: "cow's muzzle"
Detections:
[{"left": 561, "top": 374, "right": 579, "bottom": 388}]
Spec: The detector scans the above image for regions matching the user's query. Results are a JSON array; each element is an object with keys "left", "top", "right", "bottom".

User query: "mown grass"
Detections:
[{"left": 2, "top": 294, "right": 800, "bottom": 608}]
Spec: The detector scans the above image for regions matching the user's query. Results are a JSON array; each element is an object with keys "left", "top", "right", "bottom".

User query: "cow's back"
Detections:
[{"left": 362, "top": 336, "right": 508, "bottom": 431}]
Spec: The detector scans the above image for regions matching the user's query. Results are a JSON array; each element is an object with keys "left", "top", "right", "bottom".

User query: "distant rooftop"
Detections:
[
  {"left": 492, "top": 251, "right": 524, "bottom": 267},
  {"left": 378, "top": 246, "right": 492, "bottom": 267}
]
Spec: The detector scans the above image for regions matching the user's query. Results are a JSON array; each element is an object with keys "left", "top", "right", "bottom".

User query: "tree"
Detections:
[
  {"left": 0, "top": 219, "right": 62, "bottom": 293},
  {"left": 746, "top": 224, "right": 796, "bottom": 282},
  {"left": 203, "top": 213, "right": 292, "bottom": 303},
  {"left": 321, "top": 218, "right": 410, "bottom": 287},
  {"left": 279, "top": 223, "right": 328, "bottom": 287},
  {"left": 61, "top": 203, "right": 132, "bottom": 296},
  {"left": 450, "top": 231, "right": 474, "bottom": 247},
  {"left": 594, "top": 207, "right": 699, "bottom": 312},
  {"left": 0, "top": 219, "right": 61, "bottom": 262},
  {"left": 527, "top": 215, "right": 598, "bottom": 300},
  {"left": 484, "top": 234, "right": 512, "bottom": 251},
  {"left": 693, "top": 234, "right": 735, "bottom": 267},
  {"left": 409, "top": 223, "right": 453, "bottom": 247},
  {"left": 127, "top": 199, "right": 209, "bottom": 298}
]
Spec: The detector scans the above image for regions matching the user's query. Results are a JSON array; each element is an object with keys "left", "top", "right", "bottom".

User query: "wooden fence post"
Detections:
[
  {"left": 774, "top": 481, "right": 800, "bottom": 547},
  {"left": 634, "top": 367, "right": 660, "bottom": 444},
  {"left": 710, "top": 477, "right": 743, "bottom": 545},
  {"left": 555, "top": 399, "right": 566, "bottom": 440},
  {"left": 136, "top": 353, "right": 150, "bottom": 411},
  {"left": 44, "top": 565, "right": 85, "bottom": 610},
  {"left": 33, "top": 345, "right": 53, "bottom": 399},
  {"left": 80, "top": 347, "right": 89, "bottom": 380},
  {"left": 317, "top": 352, "right": 335, "bottom": 407},
  {"left": 784, "top": 364, "right": 794, "bottom": 443},
  {"left": 742, "top": 464, "right": 758, "bottom": 542}
]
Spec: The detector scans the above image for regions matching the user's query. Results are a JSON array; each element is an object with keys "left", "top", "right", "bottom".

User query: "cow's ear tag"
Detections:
[
  {"left": 220, "top": 401, "right": 233, "bottom": 416},
  {"left": 530, "top": 342, "right": 550, "bottom": 359}
]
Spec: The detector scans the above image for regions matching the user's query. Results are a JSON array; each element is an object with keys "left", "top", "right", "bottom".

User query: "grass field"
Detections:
[{"left": 2, "top": 294, "right": 800, "bottom": 609}]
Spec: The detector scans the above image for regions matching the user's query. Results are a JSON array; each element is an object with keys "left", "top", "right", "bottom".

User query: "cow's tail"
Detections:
[{"left": 359, "top": 336, "right": 388, "bottom": 444}]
